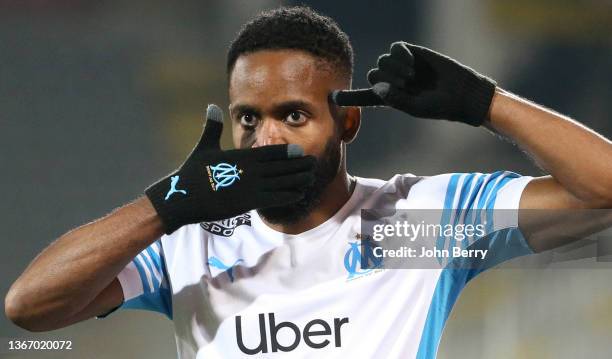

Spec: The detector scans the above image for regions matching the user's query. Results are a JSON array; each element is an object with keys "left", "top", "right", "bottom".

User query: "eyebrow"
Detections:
[
  {"left": 230, "top": 100, "right": 315, "bottom": 118},
  {"left": 230, "top": 104, "right": 260, "bottom": 118}
]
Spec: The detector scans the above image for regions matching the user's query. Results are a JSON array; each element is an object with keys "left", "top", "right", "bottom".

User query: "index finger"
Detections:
[
  {"left": 252, "top": 144, "right": 305, "bottom": 161},
  {"left": 330, "top": 88, "right": 386, "bottom": 107}
]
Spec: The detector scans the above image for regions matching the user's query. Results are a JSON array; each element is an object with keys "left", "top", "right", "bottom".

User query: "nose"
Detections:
[{"left": 252, "top": 118, "right": 286, "bottom": 147}]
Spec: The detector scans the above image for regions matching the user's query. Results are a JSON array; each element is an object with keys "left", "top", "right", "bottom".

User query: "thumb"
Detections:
[
  {"left": 330, "top": 88, "right": 386, "bottom": 107},
  {"left": 196, "top": 104, "right": 224, "bottom": 151}
]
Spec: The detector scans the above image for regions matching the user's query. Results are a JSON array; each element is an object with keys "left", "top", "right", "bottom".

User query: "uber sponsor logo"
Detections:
[
  {"left": 200, "top": 213, "right": 251, "bottom": 237},
  {"left": 235, "top": 313, "right": 349, "bottom": 355}
]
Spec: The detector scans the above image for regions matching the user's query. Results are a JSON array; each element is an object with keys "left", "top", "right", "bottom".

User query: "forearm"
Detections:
[
  {"left": 486, "top": 88, "right": 612, "bottom": 205},
  {"left": 6, "top": 104, "right": 314, "bottom": 330},
  {"left": 5, "top": 196, "right": 164, "bottom": 327}
]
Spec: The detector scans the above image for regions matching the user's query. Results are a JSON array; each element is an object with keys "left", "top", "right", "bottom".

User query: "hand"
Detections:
[
  {"left": 145, "top": 104, "right": 316, "bottom": 234},
  {"left": 331, "top": 42, "right": 497, "bottom": 126}
]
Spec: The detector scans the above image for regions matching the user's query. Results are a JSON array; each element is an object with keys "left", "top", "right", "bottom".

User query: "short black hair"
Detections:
[{"left": 227, "top": 6, "right": 353, "bottom": 81}]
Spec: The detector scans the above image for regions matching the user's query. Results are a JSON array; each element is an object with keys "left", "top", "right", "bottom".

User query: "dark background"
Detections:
[{"left": 2, "top": 1, "right": 612, "bottom": 358}]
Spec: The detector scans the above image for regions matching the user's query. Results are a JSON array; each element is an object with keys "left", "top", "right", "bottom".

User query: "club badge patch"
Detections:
[{"left": 206, "top": 162, "right": 242, "bottom": 191}]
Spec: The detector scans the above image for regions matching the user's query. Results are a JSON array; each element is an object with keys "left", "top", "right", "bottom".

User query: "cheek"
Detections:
[
  {"left": 296, "top": 137, "right": 320, "bottom": 157},
  {"left": 295, "top": 122, "right": 338, "bottom": 158},
  {"left": 232, "top": 125, "right": 247, "bottom": 149}
]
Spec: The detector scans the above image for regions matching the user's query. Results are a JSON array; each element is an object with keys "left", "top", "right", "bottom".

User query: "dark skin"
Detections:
[
  {"left": 6, "top": 49, "right": 612, "bottom": 332},
  {"left": 4, "top": 49, "right": 361, "bottom": 331},
  {"left": 229, "top": 50, "right": 361, "bottom": 234}
]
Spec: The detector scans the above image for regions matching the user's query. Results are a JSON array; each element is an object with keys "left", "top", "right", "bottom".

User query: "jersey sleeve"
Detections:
[
  {"left": 435, "top": 171, "right": 535, "bottom": 273},
  {"left": 97, "top": 239, "right": 172, "bottom": 319}
]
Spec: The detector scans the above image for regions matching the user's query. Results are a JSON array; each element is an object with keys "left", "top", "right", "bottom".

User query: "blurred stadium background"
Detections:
[{"left": 2, "top": 0, "right": 612, "bottom": 358}]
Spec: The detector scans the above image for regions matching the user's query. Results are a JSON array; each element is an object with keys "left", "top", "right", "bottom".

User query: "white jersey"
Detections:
[{"left": 103, "top": 171, "right": 533, "bottom": 358}]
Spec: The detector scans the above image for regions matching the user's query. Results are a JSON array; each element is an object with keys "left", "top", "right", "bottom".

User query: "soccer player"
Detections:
[{"left": 5, "top": 6, "right": 612, "bottom": 359}]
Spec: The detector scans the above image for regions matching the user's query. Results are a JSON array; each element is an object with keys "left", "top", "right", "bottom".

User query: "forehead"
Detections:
[{"left": 229, "top": 50, "right": 337, "bottom": 105}]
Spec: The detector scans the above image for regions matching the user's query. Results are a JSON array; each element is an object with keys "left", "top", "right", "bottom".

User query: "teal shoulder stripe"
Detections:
[
  {"left": 132, "top": 258, "right": 151, "bottom": 294},
  {"left": 484, "top": 172, "right": 519, "bottom": 209},
  {"left": 122, "top": 288, "right": 173, "bottom": 320},
  {"left": 416, "top": 228, "right": 533, "bottom": 359},
  {"left": 138, "top": 253, "right": 160, "bottom": 290},
  {"left": 455, "top": 173, "right": 477, "bottom": 210},
  {"left": 145, "top": 247, "right": 163, "bottom": 277},
  {"left": 436, "top": 174, "right": 462, "bottom": 251}
]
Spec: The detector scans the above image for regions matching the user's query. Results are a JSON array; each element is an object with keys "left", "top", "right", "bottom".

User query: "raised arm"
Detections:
[
  {"left": 5, "top": 198, "right": 162, "bottom": 331},
  {"left": 332, "top": 41, "right": 612, "bottom": 252},
  {"left": 485, "top": 89, "right": 612, "bottom": 251},
  {"left": 487, "top": 89, "right": 612, "bottom": 210},
  {"left": 5, "top": 105, "right": 315, "bottom": 331}
]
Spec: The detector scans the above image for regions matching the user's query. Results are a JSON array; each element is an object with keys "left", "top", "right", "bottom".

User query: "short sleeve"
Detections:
[
  {"left": 97, "top": 239, "right": 172, "bottom": 319},
  {"left": 436, "top": 171, "right": 535, "bottom": 274}
]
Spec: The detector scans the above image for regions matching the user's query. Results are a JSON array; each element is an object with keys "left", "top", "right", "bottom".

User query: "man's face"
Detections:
[{"left": 229, "top": 50, "right": 348, "bottom": 224}]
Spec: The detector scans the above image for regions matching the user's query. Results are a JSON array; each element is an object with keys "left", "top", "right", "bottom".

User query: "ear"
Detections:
[{"left": 341, "top": 106, "right": 361, "bottom": 144}]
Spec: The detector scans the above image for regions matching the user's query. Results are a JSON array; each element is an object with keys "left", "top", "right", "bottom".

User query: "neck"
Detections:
[{"left": 261, "top": 168, "right": 355, "bottom": 235}]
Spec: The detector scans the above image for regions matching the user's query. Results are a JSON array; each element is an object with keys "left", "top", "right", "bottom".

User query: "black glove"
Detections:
[
  {"left": 331, "top": 42, "right": 496, "bottom": 126},
  {"left": 145, "top": 104, "right": 316, "bottom": 234}
]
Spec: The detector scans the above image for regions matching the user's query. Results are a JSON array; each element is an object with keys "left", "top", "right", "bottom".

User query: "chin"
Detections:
[
  {"left": 257, "top": 191, "right": 322, "bottom": 225},
  {"left": 258, "top": 135, "right": 341, "bottom": 225}
]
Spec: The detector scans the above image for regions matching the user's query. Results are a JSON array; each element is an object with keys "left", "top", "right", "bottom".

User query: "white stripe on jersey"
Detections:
[
  {"left": 135, "top": 255, "right": 154, "bottom": 293},
  {"left": 116, "top": 261, "right": 144, "bottom": 300},
  {"left": 142, "top": 250, "right": 162, "bottom": 286}
]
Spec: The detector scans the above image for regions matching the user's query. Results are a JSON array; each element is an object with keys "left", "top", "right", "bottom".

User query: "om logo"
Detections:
[
  {"left": 344, "top": 241, "right": 383, "bottom": 280},
  {"left": 207, "top": 163, "right": 242, "bottom": 191}
]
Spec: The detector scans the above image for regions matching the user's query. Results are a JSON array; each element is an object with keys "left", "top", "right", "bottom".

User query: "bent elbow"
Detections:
[
  {"left": 4, "top": 288, "right": 47, "bottom": 332},
  {"left": 583, "top": 188, "right": 612, "bottom": 209},
  {"left": 586, "top": 177, "right": 612, "bottom": 208},
  {"left": 5, "top": 288, "right": 26, "bottom": 329}
]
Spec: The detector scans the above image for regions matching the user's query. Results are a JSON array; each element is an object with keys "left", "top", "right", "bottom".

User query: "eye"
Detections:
[
  {"left": 239, "top": 113, "right": 258, "bottom": 128},
  {"left": 284, "top": 111, "right": 307, "bottom": 125}
]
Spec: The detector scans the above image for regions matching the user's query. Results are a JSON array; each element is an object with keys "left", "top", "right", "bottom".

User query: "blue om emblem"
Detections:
[
  {"left": 209, "top": 163, "right": 242, "bottom": 190},
  {"left": 344, "top": 241, "right": 383, "bottom": 280}
]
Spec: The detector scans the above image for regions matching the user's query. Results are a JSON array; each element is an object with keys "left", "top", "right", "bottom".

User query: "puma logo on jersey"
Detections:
[
  {"left": 165, "top": 175, "right": 187, "bottom": 200},
  {"left": 235, "top": 313, "right": 349, "bottom": 355},
  {"left": 207, "top": 256, "right": 243, "bottom": 282}
]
